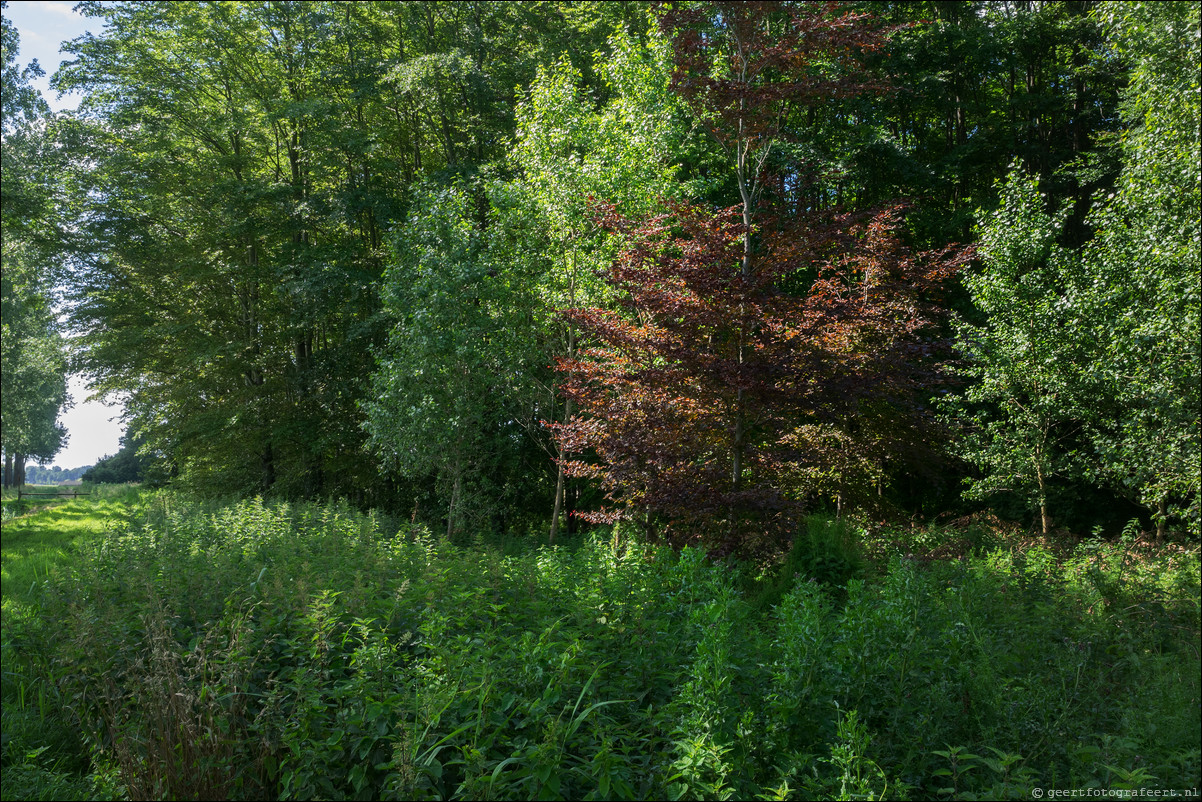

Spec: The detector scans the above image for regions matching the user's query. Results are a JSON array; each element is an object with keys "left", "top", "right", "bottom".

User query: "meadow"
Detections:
[{"left": 1, "top": 489, "right": 1199, "bottom": 800}]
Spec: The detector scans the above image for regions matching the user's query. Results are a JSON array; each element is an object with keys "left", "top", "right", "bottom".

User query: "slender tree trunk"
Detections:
[
  {"left": 550, "top": 395, "right": 573, "bottom": 547},
  {"left": 1035, "top": 461, "right": 1049, "bottom": 536},
  {"left": 3, "top": 453, "right": 12, "bottom": 489},
  {"left": 15, "top": 454, "right": 27, "bottom": 487},
  {"left": 446, "top": 469, "right": 462, "bottom": 542},
  {"left": 551, "top": 248, "right": 580, "bottom": 545},
  {"left": 733, "top": 135, "right": 754, "bottom": 491},
  {"left": 1156, "top": 496, "right": 1167, "bottom": 543}
]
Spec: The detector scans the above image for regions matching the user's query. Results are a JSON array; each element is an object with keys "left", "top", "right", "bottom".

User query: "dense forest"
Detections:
[
  {"left": 1, "top": 1, "right": 1199, "bottom": 800},
  {"left": 3, "top": 0, "right": 1197, "bottom": 543}
]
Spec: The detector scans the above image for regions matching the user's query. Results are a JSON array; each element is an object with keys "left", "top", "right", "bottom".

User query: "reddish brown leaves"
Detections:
[
  {"left": 553, "top": 201, "right": 971, "bottom": 553},
  {"left": 550, "top": 1, "right": 970, "bottom": 554},
  {"left": 657, "top": 1, "right": 892, "bottom": 155}
]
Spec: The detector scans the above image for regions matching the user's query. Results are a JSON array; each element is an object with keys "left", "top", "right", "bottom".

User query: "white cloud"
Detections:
[{"left": 41, "top": 2, "right": 79, "bottom": 17}]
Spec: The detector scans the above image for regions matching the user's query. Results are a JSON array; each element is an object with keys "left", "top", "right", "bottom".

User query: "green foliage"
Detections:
[
  {"left": 1069, "top": 0, "right": 1202, "bottom": 530},
  {"left": 80, "top": 431, "right": 170, "bottom": 486},
  {"left": 2, "top": 202, "right": 70, "bottom": 474},
  {"left": 943, "top": 168, "right": 1081, "bottom": 533},
  {"left": 750, "top": 516, "right": 866, "bottom": 612},
  {"left": 50, "top": 0, "right": 647, "bottom": 504},
  {"left": 364, "top": 178, "right": 553, "bottom": 537},
  {"left": 5, "top": 492, "right": 1195, "bottom": 800},
  {"left": 1, "top": 487, "right": 146, "bottom": 801},
  {"left": 946, "top": 1, "right": 1200, "bottom": 536},
  {"left": 1, "top": 0, "right": 53, "bottom": 232},
  {"left": 5, "top": 2, "right": 1200, "bottom": 793}
]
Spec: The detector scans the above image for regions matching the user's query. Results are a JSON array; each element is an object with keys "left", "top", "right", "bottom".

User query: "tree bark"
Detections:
[
  {"left": 1035, "top": 461, "right": 1049, "bottom": 536},
  {"left": 551, "top": 247, "right": 580, "bottom": 545},
  {"left": 446, "top": 470, "right": 462, "bottom": 542},
  {"left": 550, "top": 396, "right": 573, "bottom": 546}
]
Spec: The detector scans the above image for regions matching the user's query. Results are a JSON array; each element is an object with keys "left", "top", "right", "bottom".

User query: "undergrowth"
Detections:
[{"left": 3, "top": 493, "right": 1198, "bottom": 800}]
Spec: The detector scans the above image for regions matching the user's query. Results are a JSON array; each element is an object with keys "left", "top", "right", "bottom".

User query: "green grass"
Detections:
[
  {"left": 2, "top": 491, "right": 1199, "bottom": 800},
  {"left": 1, "top": 484, "right": 143, "bottom": 802}
]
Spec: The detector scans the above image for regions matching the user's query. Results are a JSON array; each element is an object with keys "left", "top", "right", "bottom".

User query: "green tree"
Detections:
[
  {"left": 511, "top": 27, "right": 694, "bottom": 541},
  {"left": 944, "top": 169, "right": 1082, "bottom": 534},
  {"left": 2, "top": 7, "right": 69, "bottom": 487},
  {"left": 53, "top": 0, "right": 648, "bottom": 504},
  {"left": 846, "top": 1, "right": 1126, "bottom": 246},
  {"left": 1, "top": 242, "right": 70, "bottom": 487},
  {"left": 1071, "top": 0, "right": 1201, "bottom": 537},
  {"left": 364, "top": 23, "right": 696, "bottom": 540},
  {"left": 1, "top": 0, "right": 51, "bottom": 232},
  {"left": 81, "top": 431, "right": 166, "bottom": 485},
  {"left": 364, "top": 180, "right": 549, "bottom": 538}
]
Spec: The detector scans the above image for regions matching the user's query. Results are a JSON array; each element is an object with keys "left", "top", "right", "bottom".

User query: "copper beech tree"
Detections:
[{"left": 551, "top": 2, "right": 972, "bottom": 553}]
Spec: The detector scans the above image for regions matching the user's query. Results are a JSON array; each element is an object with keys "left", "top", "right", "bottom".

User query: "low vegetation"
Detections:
[{"left": 3, "top": 492, "right": 1197, "bottom": 800}]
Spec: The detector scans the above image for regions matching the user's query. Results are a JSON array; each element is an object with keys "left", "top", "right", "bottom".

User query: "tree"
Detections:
[
  {"left": 511, "top": 26, "right": 695, "bottom": 542},
  {"left": 855, "top": 1, "right": 1126, "bottom": 245},
  {"left": 943, "top": 169, "right": 1081, "bottom": 535},
  {"left": 553, "top": 2, "right": 967, "bottom": 553},
  {"left": 946, "top": 2, "right": 1200, "bottom": 539},
  {"left": 1072, "top": 0, "right": 1201, "bottom": 537},
  {"left": 82, "top": 431, "right": 166, "bottom": 485},
  {"left": 1, "top": 0, "right": 51, "bottom": 233},
  {"left": 2, "top": 7, "right": 69, "bottom": 487},
  {"left": 364, "top": 179, "right": 550, "bottom": 538},
  {"left": 1, "top": 241, "right": 70, "bottom": 487},
  {"left": 53, "top": 0, "right": 658, "bottom": 504}
]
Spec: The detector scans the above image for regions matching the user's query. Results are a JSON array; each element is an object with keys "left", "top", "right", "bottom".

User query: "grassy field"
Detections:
[
  {"left": 2, "top": 490, "right": 1199, "bottom": 800},
  {"left": 1, "top": 484, "right": 144, "bottom": 801}
]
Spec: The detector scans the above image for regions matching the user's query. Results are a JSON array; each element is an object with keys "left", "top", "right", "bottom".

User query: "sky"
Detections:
[
  {"left": 2, "top": 1, "right": 93, "bottom": 113},
  {"left": 4, "top": 1, "right": 124, "bottom": 467}
]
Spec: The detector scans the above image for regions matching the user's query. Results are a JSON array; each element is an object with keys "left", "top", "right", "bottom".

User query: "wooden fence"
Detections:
[{"left": 16, "top": 489, "right": 91, "bottom": 500}]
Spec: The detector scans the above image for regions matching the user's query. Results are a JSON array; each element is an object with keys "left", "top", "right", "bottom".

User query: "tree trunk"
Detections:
[
  {"left": 261, "top": 442, "right": 275, "bottom": 492},
  {"left": 550, "top": 457, "right": 565, "bottom": 547},
  {"left": 446, "top": 469, "right": 462, "bottom": 542},
  {"left": 1156, "top": 496, "right": 1167, "bottom": 544},
  {"left": 552, "top": 249, "right": 580, "bottom": 545},
  {"left": 15, "top": 454, "right": 27, "bottom": 487},
  {"left": 1035, "top": 462, "right": 1049, "bottom": 536},
  {"left": 3, "top": 453, "right": 11, "bottom": 489},
  {"left": 733, "top": 130, "right": 753, "bottom": 491},
  {"left": 550, "top": 396, "right": 573, "bottom": 547}
]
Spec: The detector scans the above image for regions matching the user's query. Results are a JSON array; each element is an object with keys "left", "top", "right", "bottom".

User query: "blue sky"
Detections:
[
  {"left": 5, "top": 1, "right": 123, "bottom": 467},
  {"left": 2, "top": 0, "right": 93, "bottom": 112}
]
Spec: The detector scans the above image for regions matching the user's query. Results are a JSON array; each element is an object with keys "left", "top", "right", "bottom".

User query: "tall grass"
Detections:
[
  {"left": 1, "top": 484, "right": 145, "bottom": 801},
  {"left": 6, "top": 492, "right": 1200, "bottom": 800}
]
